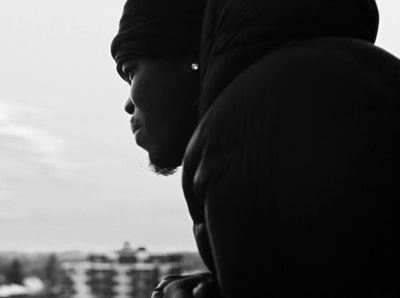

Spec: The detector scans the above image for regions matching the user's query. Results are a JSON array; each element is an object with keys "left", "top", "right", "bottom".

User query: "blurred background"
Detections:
[
  {"left": 0, "top": 1, "right": 399, "bottom": 297},
  {"left": 0, "top": 0, "right": 197, "bottom": 254}
]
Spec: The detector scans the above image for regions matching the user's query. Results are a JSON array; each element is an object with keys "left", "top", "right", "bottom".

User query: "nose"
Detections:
[{"left": 124, "top": 98, "right": 135, "bottom": 115}]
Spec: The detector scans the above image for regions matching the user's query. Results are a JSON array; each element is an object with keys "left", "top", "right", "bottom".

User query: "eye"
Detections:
[
  {"left": 122, "top": 61, "right": 138, "bottom": 84},
  {"left": 124, "top": 67, "right": 136, "bottom": 84},
  {"left": 124, "top": 69, "right": 136, "bottom": 85},
  {"left": 128, "top": 72, "right": 135, "bottom": 82},
  {"left": 122, "top": 72, "right": 131, "bottom": 85}
]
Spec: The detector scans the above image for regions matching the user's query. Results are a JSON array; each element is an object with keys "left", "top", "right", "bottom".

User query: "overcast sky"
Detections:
[{"left": 0, "top": 1, "right": 399, "bottom": 253}]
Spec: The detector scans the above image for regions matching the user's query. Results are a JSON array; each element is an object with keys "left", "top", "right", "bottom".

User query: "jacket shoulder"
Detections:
[
  {"left": 242, "top": 39, "right": 373, "bottom": 86},
  {"left": 221, "top": 38, "right": 399, "bottom": 109}
]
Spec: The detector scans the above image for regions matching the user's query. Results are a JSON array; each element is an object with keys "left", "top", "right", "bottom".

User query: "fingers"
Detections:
[
  {"left": 151, "top": 272, "right": 215, "bottom": 298},
  {"left": 152, "top": 275, "right": 184, "bottom": 298},
  {"left": 154, "top": 275, "right": 183, "bottom": 291},
  {"left": 151, "top": 290, "right": 163, "bottom": 298},
  {"left": 192, "top": 279, "right": 220, "bottom": 298},
  {"left": 163, "top": 287, "right": 193, "bottom": 298}
]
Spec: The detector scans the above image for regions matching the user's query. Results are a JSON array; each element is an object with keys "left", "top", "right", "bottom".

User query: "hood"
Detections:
[{"left": 198, "top": 0, "right": 379, "bottom": 116}]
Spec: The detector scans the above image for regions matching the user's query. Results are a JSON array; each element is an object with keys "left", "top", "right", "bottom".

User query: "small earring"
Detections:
[{"left": 191, "top": 63, "right": 199, "bottom": 71}]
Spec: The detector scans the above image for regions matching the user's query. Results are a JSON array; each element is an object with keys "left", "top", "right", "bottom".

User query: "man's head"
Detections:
[{"left": 111, "top": 0, "right": 206, "bottom": 175}]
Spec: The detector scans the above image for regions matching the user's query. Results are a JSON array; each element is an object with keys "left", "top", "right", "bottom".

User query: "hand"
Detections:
[
  {"left": 192, "top": 278, "right": 219, "bottom": 298},
  {"left": 151, "top": 272, "right": 220, "bottom": 298}
]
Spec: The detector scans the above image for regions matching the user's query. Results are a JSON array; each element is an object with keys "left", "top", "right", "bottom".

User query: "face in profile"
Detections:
[{"left": 122, "top": 58, "right": 199, "bottom": 175}]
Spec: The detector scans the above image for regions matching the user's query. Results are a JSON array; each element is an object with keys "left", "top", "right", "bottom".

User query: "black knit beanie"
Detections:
[{"left": 111, "top": 0, "right": 206, "bottom": 79}]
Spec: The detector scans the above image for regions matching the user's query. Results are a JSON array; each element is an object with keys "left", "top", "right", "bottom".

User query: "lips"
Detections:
[
  {"left": 130, "top": 117, "right": 141, "bottom": 134},
  {"left": 130, "top": 117, "right": 146, "bottom": 148}
]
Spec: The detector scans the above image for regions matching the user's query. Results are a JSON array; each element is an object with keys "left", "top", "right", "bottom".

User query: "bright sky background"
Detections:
[{"left": 0, "top": 1, "right": 399, "bottom": 253}]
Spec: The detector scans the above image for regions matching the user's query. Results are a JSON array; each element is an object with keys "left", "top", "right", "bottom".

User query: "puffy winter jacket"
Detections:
[{"left": 182, "top": 0, "right": 400, "bottom": 297}]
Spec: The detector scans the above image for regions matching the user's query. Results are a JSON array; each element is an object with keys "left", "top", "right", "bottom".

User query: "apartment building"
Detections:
[{"left": 60, "top": 243, "right": 182, "bottom": 298}]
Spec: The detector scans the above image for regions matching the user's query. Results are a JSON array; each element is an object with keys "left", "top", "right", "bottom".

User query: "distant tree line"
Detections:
[{"left": 0, "top": 254, "right": 61, "bottom": 291}]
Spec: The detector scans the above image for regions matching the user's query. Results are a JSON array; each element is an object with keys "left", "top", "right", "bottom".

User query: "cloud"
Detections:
[
  {"left": 0, "top": 210, "right": 31, "bottom": 222},
  {"left": 0, "top": 101, "right": 79, "bottom": 172}
]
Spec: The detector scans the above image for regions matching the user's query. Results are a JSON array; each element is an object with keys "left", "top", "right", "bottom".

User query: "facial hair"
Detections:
[{"left": 148, "top": 158, "right": 178, "bottom": 176}]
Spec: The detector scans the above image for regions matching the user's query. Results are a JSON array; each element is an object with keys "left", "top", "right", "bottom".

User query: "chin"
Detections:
[
  {"left": 148, "top": 143, "right": 186, "bottom": 176},
  {"left": 145, "top": 122, "right": 197, "bottom": 176},
  {"left": 148, "top": 155, "right": 180, "bottom": 176}
]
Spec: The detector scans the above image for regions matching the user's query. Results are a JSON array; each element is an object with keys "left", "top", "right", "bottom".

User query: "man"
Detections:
[
  {"left": 111, "top": 0, "right": 205, "bottom": 176},
  {"left": 112, "top": 0, "right": 400, "bottom": 297},
  {"left": 111, "top": 0, "right": 215, "bottom": 296}
]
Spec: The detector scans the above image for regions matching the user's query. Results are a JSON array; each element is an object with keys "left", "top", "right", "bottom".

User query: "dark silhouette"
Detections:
[
  {"left": 111, "top": 0, "right": 400, "bottom": 297},
  {"left": 5, "top": 259, "right": 24, "bottom": 285},
  {"left": 44, "top": 254, "right": 61, "bottom": 296}
]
